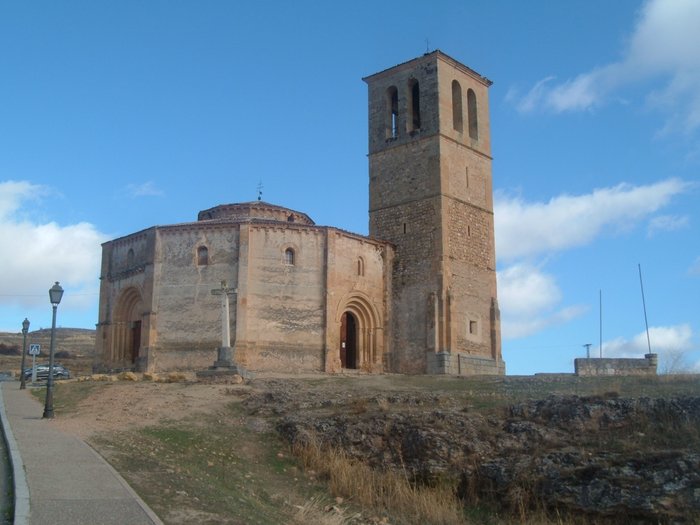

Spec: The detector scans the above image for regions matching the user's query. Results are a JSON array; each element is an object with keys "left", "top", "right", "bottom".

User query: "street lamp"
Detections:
[
  {"left": 43, "top": 282, "right": 64, "bottom": 419},
  {"left": 19, "top": 318, "right": 30, "bottom": 390}
]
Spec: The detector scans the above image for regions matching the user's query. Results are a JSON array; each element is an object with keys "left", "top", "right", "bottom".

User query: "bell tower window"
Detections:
[
  {"left": 408, "top": 79, "right": 421, "bottom": 131},
  {"left": 452, "top": 80, "right": 463, "bottom": 132},
  {"left": 467, "top": 89, "right": 478, "bottom": 140},
  {"left": 386, "top": 86, "right": 399, "bottom": 139}
]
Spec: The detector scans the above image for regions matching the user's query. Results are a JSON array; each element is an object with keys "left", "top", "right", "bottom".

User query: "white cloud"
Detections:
[
  {"left": 506, "top": 76, "right": 556, "bottom": 113},
  {"left": 126, "top": 181, "right": 164, "bottom": 198},
  {"left": 498, "top": 263, "right": 586, "bottom": 339},
  {"left": 602, "top": 324, "right": 692, "bottom": 357},
  {"left": 495, "top": 178, "right": 688, "bottom": 261},
  {"left": 647, "top": 214, "right": 689, "bottom": 236},
  {"left": 0, "top": 180, "right": 108, "bottom": 311},
  {"left": 498, "top": 263, "right": 560, "bottom": 315},
  {"left": 511, "top": 0, "right": 700, "bottom": 134},
  {"left": 601, "top": 324, "right": 696, "bottom": 373}
]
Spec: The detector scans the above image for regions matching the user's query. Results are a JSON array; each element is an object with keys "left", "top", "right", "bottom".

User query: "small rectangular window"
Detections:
[{"left": 469, "top": 320, "right": 477, "bottom": 335}]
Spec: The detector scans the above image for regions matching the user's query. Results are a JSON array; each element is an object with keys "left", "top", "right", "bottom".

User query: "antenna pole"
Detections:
[
  {"left": 599, "top": 289, "right": 602, "bottom": 358},
  {"left": 583, "top": 343, "right": 592, "bottom": 359},
  {"left": 638, "top": 263, "right": 652, "bottom": 354}
]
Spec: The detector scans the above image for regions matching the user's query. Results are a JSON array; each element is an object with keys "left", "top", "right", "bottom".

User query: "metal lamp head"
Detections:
[
  {"left": 22, "top": 317, "right": 30, "bottom": 334},
  {"left": 49, "top": 282, "right": 64, "bottom": 306}
]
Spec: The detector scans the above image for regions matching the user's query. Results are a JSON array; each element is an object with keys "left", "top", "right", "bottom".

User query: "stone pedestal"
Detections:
[
  {"left": 213, "top": 346, "right": 233, "bottom": 368},
  {"left": 196, "top": 346, "right": 253, "bottom": 380}
]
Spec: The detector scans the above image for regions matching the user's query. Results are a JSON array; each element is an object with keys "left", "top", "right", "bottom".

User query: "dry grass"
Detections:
[
  {"left": 294, "top": 439, "right": 464, "bottom": 525},
  {"left": 290, "top": 496, "right": 350, "bottom": 525}
]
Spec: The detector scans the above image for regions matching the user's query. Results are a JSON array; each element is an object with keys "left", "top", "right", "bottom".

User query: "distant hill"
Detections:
[{"left": 0, "top": 327, "right": 96, "bottom": 357}]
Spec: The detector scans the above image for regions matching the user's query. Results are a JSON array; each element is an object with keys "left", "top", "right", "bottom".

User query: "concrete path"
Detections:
[{"left": 0, "top": 381, "right": 163, "bottom": 525}]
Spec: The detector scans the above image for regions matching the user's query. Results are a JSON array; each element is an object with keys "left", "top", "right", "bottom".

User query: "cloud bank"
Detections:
[
  {"left": 496, "top": 178, "right": 689, "bottom": 339},
  {"left": 495, "top": 179, "right": 688, "bottom": 261},
  {"left": 509, "top": 0, "right": 700, "bottom": 135},
  {"left": 0, "top": 180, "right": 107, "bottom": 311},
  {"left": 602, "top": 324, "right": 698, "bottom": 373}
]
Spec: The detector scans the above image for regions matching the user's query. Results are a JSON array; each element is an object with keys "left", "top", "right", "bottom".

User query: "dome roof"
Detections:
[{"left": 197, "top": 201, "right": 315, "bottom": 225}]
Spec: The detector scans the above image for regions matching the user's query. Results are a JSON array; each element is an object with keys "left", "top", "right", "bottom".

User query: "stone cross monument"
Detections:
[
  {"left": 211, "top": 279, "right": 236, "bottom": 364},
  {"left": 199, "top": 279, "right": 251, "bottom": 378}
]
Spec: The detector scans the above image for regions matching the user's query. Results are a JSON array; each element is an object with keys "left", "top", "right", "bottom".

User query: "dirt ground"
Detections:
[
  {"left": 52, "top": 380, "right": 235, "bottom": 438},
  {"left": 50, "top": 371, "right": 426, "bottom": 439}
]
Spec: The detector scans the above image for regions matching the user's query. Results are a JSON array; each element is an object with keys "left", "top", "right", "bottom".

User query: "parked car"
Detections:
[{"left": 22, "top": 363, "right": 71, "bottom": 381}]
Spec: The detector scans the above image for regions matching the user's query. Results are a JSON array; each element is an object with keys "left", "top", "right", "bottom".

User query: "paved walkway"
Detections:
[{"left": 0, "top": 381, "right": 163, "bottom": 525}]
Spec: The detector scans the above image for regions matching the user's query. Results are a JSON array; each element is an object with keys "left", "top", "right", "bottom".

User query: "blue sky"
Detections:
[{"left": 1, "top": 0, "right": 698, "bottom": 374}]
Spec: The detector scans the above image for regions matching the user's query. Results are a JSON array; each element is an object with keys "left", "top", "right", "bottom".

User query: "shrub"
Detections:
[
  {"left": 0, "top": 343, "right": 20, "bottom": 356},
  {"left": 117, "top": 371, "right": 139, "bottom": 381}
]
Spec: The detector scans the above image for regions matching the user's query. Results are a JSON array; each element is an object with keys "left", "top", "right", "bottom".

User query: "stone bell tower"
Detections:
[{"left": 364, "top": 50, "right": 504, "bottom": 375}]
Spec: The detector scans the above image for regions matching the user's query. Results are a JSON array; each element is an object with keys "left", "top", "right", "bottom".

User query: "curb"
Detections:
[
  {"left": 0, "top": 383, "right": 30, "bottom": 525},
  {"left": 83, "top": 441, "right": 164, "bottom": 525}
]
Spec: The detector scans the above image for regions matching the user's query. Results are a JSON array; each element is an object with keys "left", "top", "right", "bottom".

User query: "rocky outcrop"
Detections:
[{"left": 245, "top": 386, "right": 700, "bottom": 523}]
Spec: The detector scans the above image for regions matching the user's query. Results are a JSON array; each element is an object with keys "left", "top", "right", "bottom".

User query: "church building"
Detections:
[{"left": 95, "top": 51, "right": 504, "bottom": 376}]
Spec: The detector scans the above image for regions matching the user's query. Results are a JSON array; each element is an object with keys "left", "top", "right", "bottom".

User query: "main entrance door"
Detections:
[
  {"left": 131, "top": 320, "right": 142, "bottom": 363},
  {"left": 340, "top": 312, "right": 358, "bottom": 369}
]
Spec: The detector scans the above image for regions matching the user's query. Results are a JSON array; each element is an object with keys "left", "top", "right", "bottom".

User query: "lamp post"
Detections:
[
  {"left": 19, "top": 318, "right": 30, "bottom": 390},
  {"left": 43, "top": 282, "right": 64, "bottom": 419}
]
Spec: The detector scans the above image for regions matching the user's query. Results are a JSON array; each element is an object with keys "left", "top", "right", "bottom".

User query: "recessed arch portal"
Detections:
[
  {"left": 337, "top": 293, "right": 383, "bottom": 371},
  {"left": 112, "top": 287, "right": 145, "bottom": 367},
  {"left": 340, "top": 312, "right": 358, "bottom": 369}
]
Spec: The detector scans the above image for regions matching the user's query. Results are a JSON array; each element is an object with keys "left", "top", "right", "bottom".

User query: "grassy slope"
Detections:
[{"left": 43, "top": 374, "right": 700, "bottom": 525}]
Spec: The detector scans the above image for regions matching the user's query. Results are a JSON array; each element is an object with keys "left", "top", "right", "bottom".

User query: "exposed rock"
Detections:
[{"left": 259, "top": 388, "right": 700, "bottom": 523}]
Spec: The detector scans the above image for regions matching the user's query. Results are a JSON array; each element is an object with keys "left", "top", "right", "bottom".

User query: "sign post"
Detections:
[{"left": 29, "top": 344, "right": 40, "bottom": 383}]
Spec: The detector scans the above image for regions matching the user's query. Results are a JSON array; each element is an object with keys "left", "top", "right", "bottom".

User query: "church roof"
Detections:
[{"left": 197, "top": 201, "right": 315, "bottom": 225}]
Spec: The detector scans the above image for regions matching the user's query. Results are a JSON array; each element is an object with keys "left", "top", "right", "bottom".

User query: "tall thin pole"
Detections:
[
  {"left": 639, "top": 263, "right": 652, "bottom": 354},
  {"left": 19, "top": 318, "right": 29, "bottom": 390},
  {"left": 599, "top": 289, "right": 603, "bottom": 358},
  {"left": 43, "top": 303, "right": 58, "bottom": 419}
]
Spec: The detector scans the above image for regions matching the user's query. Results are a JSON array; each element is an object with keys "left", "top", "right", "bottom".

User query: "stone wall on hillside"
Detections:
[{"left": 575, "top": 354, "right": 657, "bottom": 376}]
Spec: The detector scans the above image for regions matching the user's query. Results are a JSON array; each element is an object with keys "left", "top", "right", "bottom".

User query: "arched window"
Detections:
[
  {"left": 408, "top": 79, "right": 420, "bottom": 131},
  {"left": 452, "top": 80, "right": 463, "bottom": 132},
  {"left": 357, "top": 257, "right": 365, "bottom": 276},
  {"left": 386, "top": 86, "right": 399, "bottom": 139},
  {"left": 127, "top": 249, "right": 135, "bottom": 268},
  {"left": 467, "top": 89, "right": 478, "bottom": 140},
  {"left": 197, "top": 246, "right": 208, "bottom": 266},
  {"left": 284, "top": 248, "right": 295, "bottom": 266}
]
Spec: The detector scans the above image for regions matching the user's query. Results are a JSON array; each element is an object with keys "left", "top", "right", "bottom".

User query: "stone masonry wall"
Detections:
[
  {"left": 575, "top": 354, "right": 658, "bottom": 376},
  {"left": 150, "top": 225, "right": 241, "bottom": 371},
  {"left": 238, "top": 225, "right": 326, "bottom": 371}
]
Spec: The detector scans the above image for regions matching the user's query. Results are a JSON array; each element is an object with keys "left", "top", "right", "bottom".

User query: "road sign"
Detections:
[{"left": 28, "top": 344, "right": 40, "bottom": 356}]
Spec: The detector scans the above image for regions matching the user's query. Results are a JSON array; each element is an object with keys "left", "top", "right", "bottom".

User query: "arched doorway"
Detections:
[
  {"left": 340, "top": 311, "right": 358, "bottom": 369},
  {"left": 334, "top": 292, "right": 384, "bottom": 372},
  {"left": 113, "top": 287, "right": 145, "bottom": 368}
]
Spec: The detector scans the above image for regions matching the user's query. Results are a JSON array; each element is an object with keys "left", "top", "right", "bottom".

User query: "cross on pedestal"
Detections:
[
  {"left": 211, "top": 280, "right": 236, "bottom": 349},
  {"left": 210, "top": 280, "right": 237, "bottom": 368},
  {"left": 196, "top": 280, "right": 252, "bottom": 380}
]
